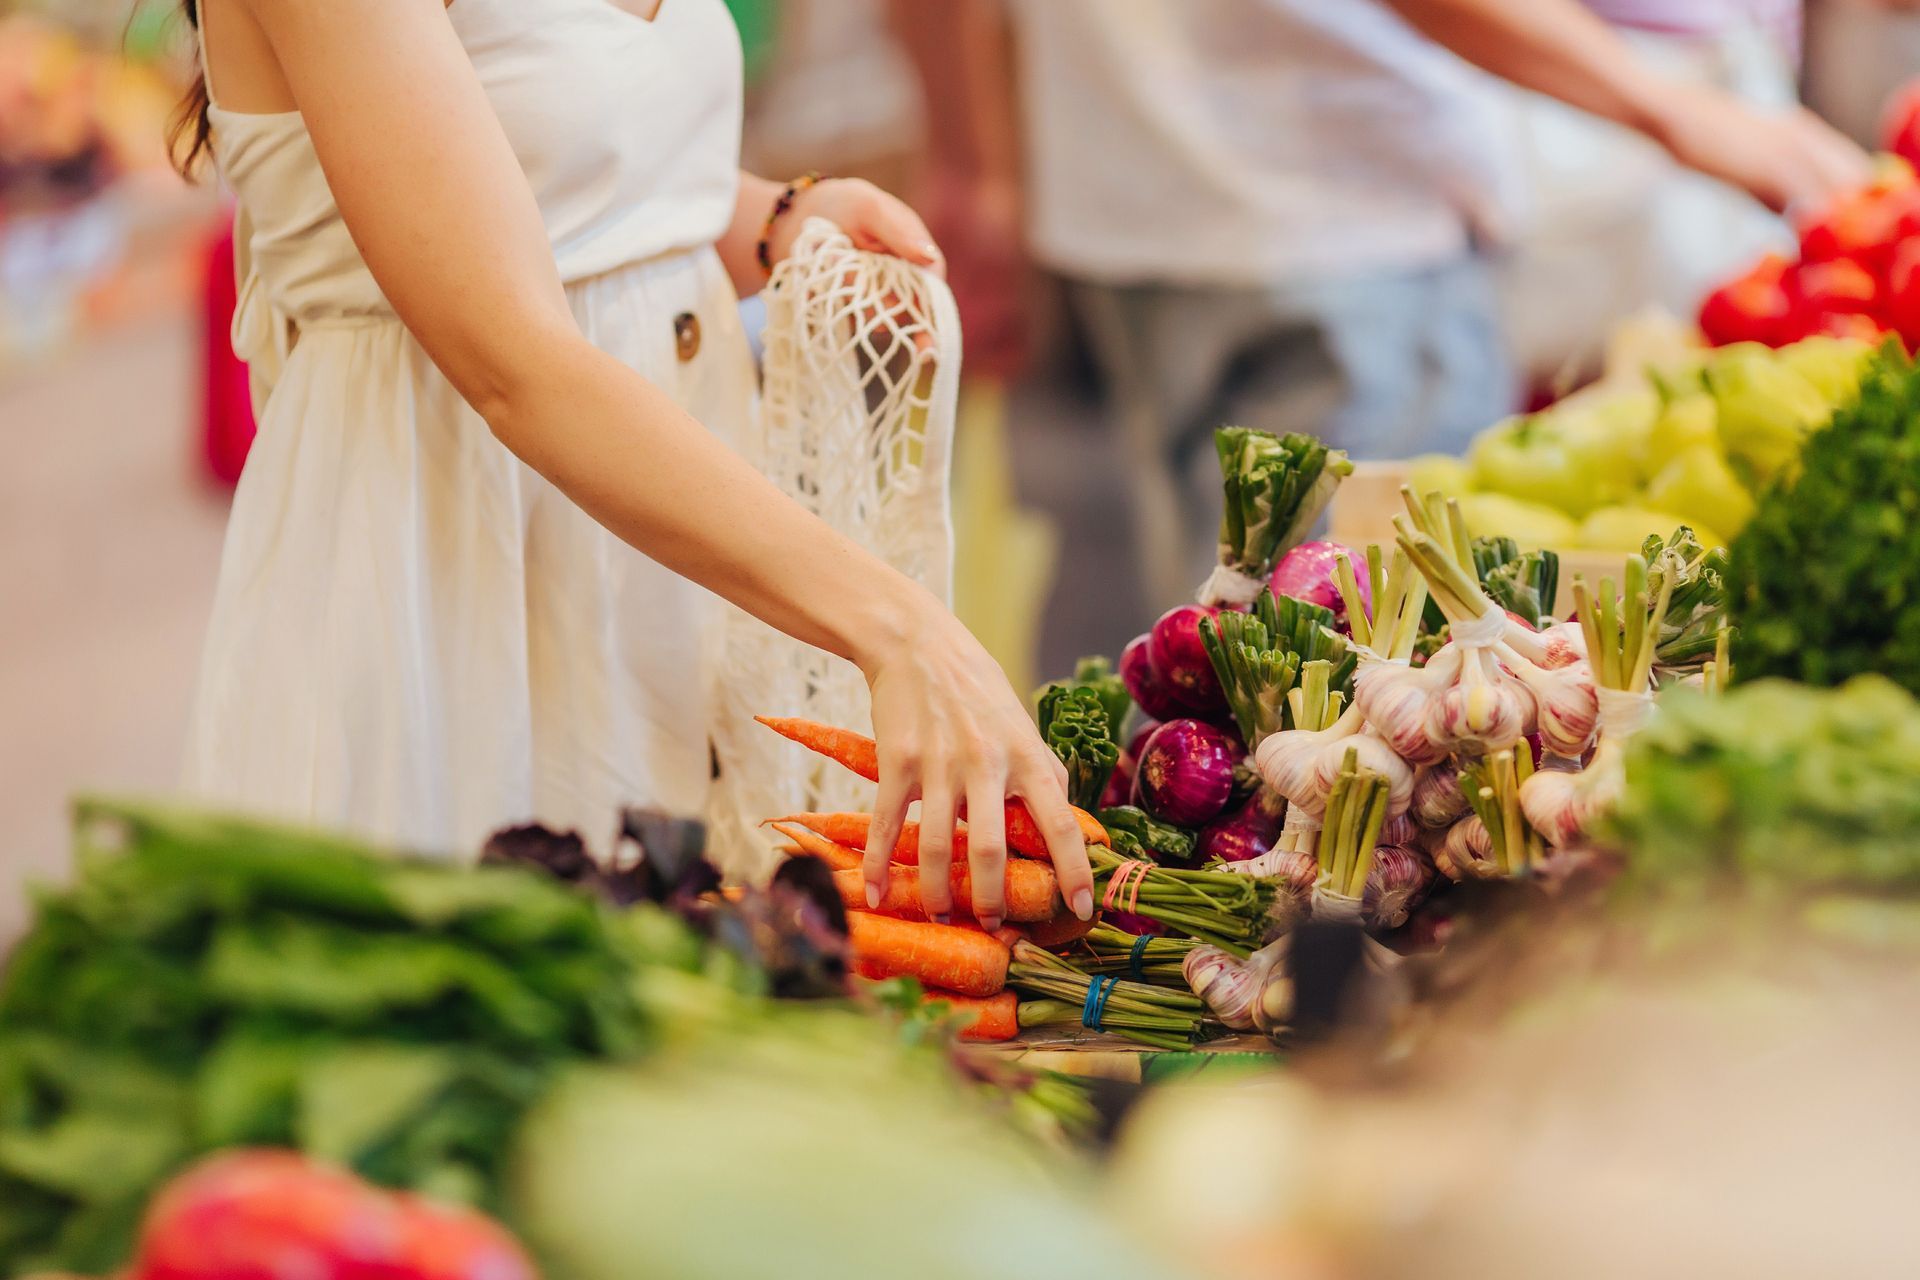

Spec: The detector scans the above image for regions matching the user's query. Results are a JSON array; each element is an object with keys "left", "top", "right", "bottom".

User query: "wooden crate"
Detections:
[{"left": 1327, "top": 460, "right": 1631, "bottom": 619}]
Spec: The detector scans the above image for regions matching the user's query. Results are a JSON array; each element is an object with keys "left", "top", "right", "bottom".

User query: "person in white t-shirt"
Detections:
[{"left": 908, "top": 0, "right": 1866, "bottom": 609}]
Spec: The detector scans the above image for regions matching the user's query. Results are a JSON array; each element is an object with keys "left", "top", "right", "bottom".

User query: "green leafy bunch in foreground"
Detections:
[
  {"left": 1728, "top": 343, "right": 1920, "bottom": 694},
  {"left": 0, "top": 799, "right": 663, "bottom": 1274},
  {"left": 1608, "top": 676, "right": 1920, "bottom": 894}
]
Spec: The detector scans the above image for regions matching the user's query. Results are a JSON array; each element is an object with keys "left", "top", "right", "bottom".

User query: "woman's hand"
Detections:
[
  {"left": 858, "top": 601, "right": 1095, "bottom": 934},
  {"left": 767, "top": 177, "right": 945, "bottom": 276},
  {"left": 1648, "top": 85, "right": 1873, "bottom": 217}
]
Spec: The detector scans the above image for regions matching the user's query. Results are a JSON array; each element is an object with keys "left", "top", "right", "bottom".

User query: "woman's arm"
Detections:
[
  {"left": 239, "top": 0, "right": 1084, "bottom": 927},
  {"left": 715, "top": 170, "right": 942, "bottom": 297},
  {"left": 1384, "top": 0, "right": 1869, "bottom": 213}
]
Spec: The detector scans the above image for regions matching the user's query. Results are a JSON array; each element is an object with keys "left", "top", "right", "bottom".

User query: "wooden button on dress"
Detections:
[{"left": 673, "top": 311, "right": 701, "bottom": 361}]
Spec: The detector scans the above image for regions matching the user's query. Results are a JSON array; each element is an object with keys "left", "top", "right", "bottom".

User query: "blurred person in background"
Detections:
[
  {"left": 168, "top": 0, "right": 1099, "bottom": 930},
  {"left": 914, "top": 0, "right": 1869, "bottom": 610}
]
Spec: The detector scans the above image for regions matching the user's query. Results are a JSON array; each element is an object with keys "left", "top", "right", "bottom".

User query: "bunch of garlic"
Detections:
[
  {"left": 1254, "top": 661, "right": 1414, "bottom": 820},
  {"left": 1518, "top": 560, "right": 1671, "bottom": 848}
]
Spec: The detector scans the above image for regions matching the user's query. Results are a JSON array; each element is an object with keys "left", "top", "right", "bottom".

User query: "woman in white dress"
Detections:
[{"left": 173, "top": 0, "right": 1095, "bottom": 933}]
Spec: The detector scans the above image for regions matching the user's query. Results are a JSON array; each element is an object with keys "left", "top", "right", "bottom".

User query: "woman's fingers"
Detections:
[
  {"left": 863, "top": 764, "right": 915, "bottom": 909},
  {"left": 853, "top": 191, "right": 944, "bottom": 276},
  {"left": 917, "top": 779, "right": 960, "bottom": 924},
  {"left": 1017, "top": 758, "right": 1095, "bottom": 920},
  {"left": 963, "top": 769, "right": 1010, "bottom": 931}
]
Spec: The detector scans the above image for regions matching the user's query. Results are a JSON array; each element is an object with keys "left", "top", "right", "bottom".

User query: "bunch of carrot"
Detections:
[{"left": 759, "top": 717, "right": 1215, "bottom": 1047}]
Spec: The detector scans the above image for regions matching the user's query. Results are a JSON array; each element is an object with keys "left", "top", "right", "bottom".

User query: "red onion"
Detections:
[
  {"left": 1120, "top": 635, "right": 1199, "bottom": 722},
  {"left": 1197, "top": 790, "right": 1284, "bottom": 864},
  {"left": 1270, "top": 539, "right": 1368, "bottom": 632},
  {"left": 1126, "top": 720, "right": 1162, "bottom": 761},
  {"left": 1146, "top": 605, "right": 1228, "bottom": 717},
  {"left": 1132, "top": 718, "right": 1237, "bottom": 826}
]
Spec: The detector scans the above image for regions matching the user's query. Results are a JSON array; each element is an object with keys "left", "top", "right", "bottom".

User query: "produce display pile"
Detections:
[
  {"left": 1696, "top": 135, "right": 1920, "bottom": 354},
  {"left": 0, "top": 802, "right": 1161, "bottom": 1278},
  {"left": 1405, "top": 331, "right": 1874, "bottom": 554},
  {"left": 10, "top": 154, "right": 1920, "bottom": 1275}
]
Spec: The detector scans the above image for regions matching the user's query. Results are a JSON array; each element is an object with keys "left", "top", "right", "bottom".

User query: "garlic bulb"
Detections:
[
  {"left": 1255, "top": 706, "right": 1413, "bottom": 819},
  {"left": 1183, "top": 940, "right": 1290, "bottom": 1033},
  {"left": 1424, "top": 647, "right": 1532, "bottom": 755},
  {"left": 1504, "top": 618, "right": 1587, "bottom": 670},
  {"left": 1499, "top": 644, "right": 1600, "bottom": 758},
  {"left": 1253, "top": 703, "right": 1360, "bottom": 813},
  {"left": 1308, "top": 727, "right": 1414, "bottom": 819},
  {"left": 1411, "top": 758, "right": 1470, "bottom": 828},
  {"left": 1378, "top": 813, "right": 1418, "bottom": 847},
  {"left": 1182, "top": 946, "right": 1259, "bottom": 1031},
  {"left": 1353, "top": 650, "right": 1456, "bottom": 764},
  {"left": 1435, "top": 814, "right": 1496, "bottom": 881},
  {"left": 1362, "top": 844, "right": 1435, "bottom": 929},
  {"left": 1519, "top": 738, "right": 1627, "bottom": 847}
]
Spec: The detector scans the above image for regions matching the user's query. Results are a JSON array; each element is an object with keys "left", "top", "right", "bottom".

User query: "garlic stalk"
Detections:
[
  {"left": 1396, "top": 489, "right": 1611, "bottom": 756},
  {"left": 1517, "top": 558, "right": 1673, "bottom": 847},
  {"left": 1459, "top": 747, "right": 1544, "bottom": 877},
  {"left": 1310, "top": 747, "right": 1392, "bottom": 924},
  {"left": 1344, "top": 544, "right": 1454, "bottom": 764}
]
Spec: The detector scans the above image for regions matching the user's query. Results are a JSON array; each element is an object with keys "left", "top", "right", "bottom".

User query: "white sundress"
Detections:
[{"left": 182, "top": 0, "right": 758, "bottom": 858}]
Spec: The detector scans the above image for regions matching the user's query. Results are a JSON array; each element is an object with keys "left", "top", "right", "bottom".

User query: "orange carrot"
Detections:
[
  {"left": 755, "top": 716, "right": 880, "bottom": 782},
  {"left": 781, "top": 812, "right": 1056, "bottom": 865},
  {"left": 845, "top": 913, "right": 1010, "bottom": 997},
  {"left": 831, "top": 861, "right": 1060, "bottom": 923},
  {"left": 924, "top": 989, "right": 1019, "bottom": 1042},
  {"left": 755, "top": 718, "right": 1113, "bottom": 854},
  {"left": 765, "top": 821, "right": 862, "bottom": 872},
  {"left": 1018, "top": 910, "right": 1099, "bottom": 949}
]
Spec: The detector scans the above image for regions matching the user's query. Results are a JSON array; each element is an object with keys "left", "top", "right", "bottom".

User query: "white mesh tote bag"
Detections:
[{"left": 707, "top": 216, "right": 962, "bottom": 880}]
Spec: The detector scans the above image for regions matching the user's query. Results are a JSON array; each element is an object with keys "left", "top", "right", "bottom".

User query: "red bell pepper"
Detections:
[
  {"left": 1886, "top": 238, "right": 1920, "bottom": 352},
  {"left": 1797, "top": 176, "right": 1920, "bottom": 273},
  {"left": 1698, "top": 253, "right": 1795, "bottom": 347},
  {"left": 1781, "top": 257, "right": 1884, "bottom": 342},
  {"left": 129, "top": 1150, "right": 538, "bottom": 1280}
]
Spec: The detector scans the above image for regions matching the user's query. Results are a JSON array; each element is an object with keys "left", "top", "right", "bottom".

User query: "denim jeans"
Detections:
[{"left": 1067, "top": 255, "right": 1515, "bottom": 611}]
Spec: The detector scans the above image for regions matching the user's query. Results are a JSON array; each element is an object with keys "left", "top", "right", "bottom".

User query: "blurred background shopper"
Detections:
[{"left": 913, "top": 0, "right": 1869, "bottom": 609}]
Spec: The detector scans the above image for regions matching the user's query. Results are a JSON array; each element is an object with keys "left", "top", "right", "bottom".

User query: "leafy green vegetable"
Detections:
[
  {"left": 1642, "top": 526, "right": 1731, "bottom": 671},
  {"left": 1471, "top": 536, "right": 1560, "bottom": 629},
  {"left": 0, "top": 798, "right": 662, "bottom": 1273},
  {"left": 1036, "top": 685, "right": 1122, "bottom": 810},
  {"left": 1200, "top": 590, "right": 1352, "bottom": 746},
  {"left": 1608, "top": 676, "right": 1920, "bottom": 894},
  {"left": 1033, "top": 655, "right": 1131, "bottom": 744},
  {"left": 1213, "top": 428, "right": 1352, "bottom": 582},
  {"left": 1728, "top": 344, "right": 1920, "bottom": 693},
  {"left": 1097, "top": 807, "right": 1197, "bottom": 866}
]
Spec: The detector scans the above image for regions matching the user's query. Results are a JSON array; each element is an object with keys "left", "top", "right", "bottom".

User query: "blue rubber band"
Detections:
[
  {"left": 1128, "top": 933, "right": 1152, "bottom": 983},
  {"left": 1080, "top": 974, "right": 1118, "bottom": 1031}
]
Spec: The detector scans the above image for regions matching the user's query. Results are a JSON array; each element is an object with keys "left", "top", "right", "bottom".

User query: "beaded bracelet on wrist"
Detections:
[{"left": 757, "top": 171, "right": 825, "bottom": 277}]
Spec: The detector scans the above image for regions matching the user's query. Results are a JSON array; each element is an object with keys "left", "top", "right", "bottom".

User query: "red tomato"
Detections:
[
  {"left": 1883, "top": 79, "right": 1920, "bottom": 174},
  {"left": 1798, "top": 179, "right": 1920, "bottom": 273},
  {"left": 1886, "top": 238, "right": 1920, "bottom": 351},
  {"left": 129, "top": 1150, "right": 538, "bottom": 1280},
  {"left": 1697, "top": 253, "right": 1795, "bottom": 347},
  {"left": 1788, "top": 258, "right": 1882, "bottom": 317}
]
